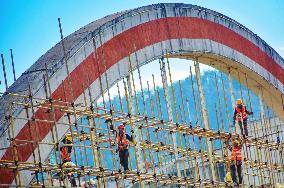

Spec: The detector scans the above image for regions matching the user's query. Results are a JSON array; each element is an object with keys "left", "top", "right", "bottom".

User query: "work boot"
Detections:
[
  {"left": 124, "top": 169, "right": 130, "bottom": 174},
  {"left": 233, "top": 182, "right": 239, "bottom": 187}
]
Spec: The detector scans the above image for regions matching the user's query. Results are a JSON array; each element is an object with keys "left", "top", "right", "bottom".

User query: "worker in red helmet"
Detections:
[
  {"left": 233, "top": 99, "right": 253, "bottom": 137},
  {"left": 117, "top": 123, "right": 133, "bottom": 172}
]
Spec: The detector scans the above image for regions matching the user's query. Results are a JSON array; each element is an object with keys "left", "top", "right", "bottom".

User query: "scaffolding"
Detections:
[
  {"left": 0, "top": 19, "right": 283, "bottom": 188},
  {"left": 0, "top": 50, "right": 283, "bottom": 187}
]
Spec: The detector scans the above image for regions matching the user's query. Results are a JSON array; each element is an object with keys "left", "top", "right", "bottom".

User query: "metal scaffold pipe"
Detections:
[
  {"left": 194, "top": 59, "right": 217, "bottom": 182},
  {"left": 159, "top": 56, "right": 181, "bottom": 177},
  {"left": 0, "top": 19, "right": 283, "bottom": 188}
]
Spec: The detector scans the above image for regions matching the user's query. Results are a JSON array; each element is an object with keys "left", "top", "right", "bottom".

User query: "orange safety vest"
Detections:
[
  {"left": 231, "top": 148, "right": 242, "bottom": 161},
  {"left": 236, "top": 105, "right": 247, "bottom": 122},
  {"left": 117, "top": 134, "right": 129, "bottom": 150},
  {"left": 61, "top": 147, "right": 71, "bottom": 162}
]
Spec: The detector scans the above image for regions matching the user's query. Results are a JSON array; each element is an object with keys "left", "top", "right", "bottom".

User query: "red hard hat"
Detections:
[{"left": 118, "top": 124, "right": 125, "bottom": 131}]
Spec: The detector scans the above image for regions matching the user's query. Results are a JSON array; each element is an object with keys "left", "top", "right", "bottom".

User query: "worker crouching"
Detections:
[
  {"left": 117, "top": 124, "right": 133, "bottom": 172},
  {"left": 60, "top": 135, "right": 77, "bottom": 187},
  {"left": 233, "top": 99, "right": 253, "bottom": 137}
]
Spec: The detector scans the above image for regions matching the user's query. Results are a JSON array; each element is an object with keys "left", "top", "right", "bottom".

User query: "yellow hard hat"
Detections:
[
  {"left": 62, "top": 161, "right": 75, "bottom": 167},
  {"left": 233, "top": 139, "right": 240, "bottom": 146},
  {"left": 65, "top": 135, "right": 72, "bottom": 143},
  {"left": 236, "top": 99, "right": 242, "bottom": 105},
  {"left": 225, "top": 172, "right": 232, "bottom": 183},
  {"left": 30, "top": 180, "right": 41, "bottom": 186}
]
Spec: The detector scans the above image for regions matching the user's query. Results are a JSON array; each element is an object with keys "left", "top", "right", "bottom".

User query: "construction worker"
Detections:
[
  {"left": 60, "top": 132, "right": 88, "bottom": 163},
  {"left": 228, "top": 139, "right": 243, "bottom": 186},
  {"left": 60, "top": 135, "right": 73, "bottom": 164},
  {"left": 59, "top": 135, "right": 77, "bottom": 187},
  {"left": 233, "top": 99, "right": 253, "bottom": 137},
  {"left": 116, "top": 123, "right": 133, "bottom": 172}
]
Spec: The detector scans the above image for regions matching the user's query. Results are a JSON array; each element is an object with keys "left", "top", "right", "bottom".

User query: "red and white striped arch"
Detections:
[{"left": 0, "top": 4, "right": 284, "bottom": 185}]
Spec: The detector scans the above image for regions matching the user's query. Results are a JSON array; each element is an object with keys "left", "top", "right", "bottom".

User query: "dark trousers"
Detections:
[
  {"left": 68, "top": 174, "right": 77, "bottom": 187},
  {"left": 238, "top": 120, "right": 248, "bottom": 136},
  {"left": 230, "top": 162, "right": 242, "bottom": 185},
  {"left": 119, "top": 149, "right": 129, "bottom": 171}
]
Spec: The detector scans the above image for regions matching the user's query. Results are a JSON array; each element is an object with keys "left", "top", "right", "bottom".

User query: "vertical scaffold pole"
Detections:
[
  {"left": 189, "top": 65, "right": 206, "bottom": 180},
  {"left": 133, "top": 48, "right": 155, "bottom": 173},
  {"left": 247, "top": 98, "right": 262, "bottom": 184},
  {"left": 159, "top": 56, "right": 181, "bottom": 177},
  {"left": 220, "top": 73, "right": 232, "bottom": 134},
  {"left": 27, "top": 83, "right": 46, "bottom": 186},
  {"left": 10, "top": 49, "right": 17, "bottom": 81},
  {"left": 155, "top": 68, "right": 170, "bottom": 149},
  {"left": 236, "top": 71, "right": 253, "bottom": 185},
  {"left": 228, "top": 68, "right": 235, "bottom": 110},
  {"left": 165, "top": 55, "right": 187, "bottom": 177},
  {"left": 146, "top": 80, "right": 161, "bottom": 172},
  {"left": 117, "top": 83, "right": 124, "bottom": 113},
  {"left": 98, "top": 32, "right": 112, "bottom": 109},
  {"left": 228, "top": 68, "right": 237, "bottom": 133},
  {"left": 258, "top": 86, "right": 274, "bottom": 185},
  {"left": 1, "top": 54, "right": 9, "bottom": 92},
  {"left": 92, "top": 37, "right": 106, "bottom": 109},
  {"left": 43, "top": 64, "right": 62, "bottom": 176},
  {"left": 194, "top": 60, "right": 216, "bottom": 182},
  {"left": 8, "top": 104, "right": 22, "bottom": 187},
  {"left": 123, "top": 78, "right": 143, "bottom": 187},
  {"left": 86, "top": 84, "right": 103, "bottom": 188},
  {"left": 127, "top": 53, "right": 145, "bottom": 175},
  {"left": 214, "top": 72, "right": 225, "bottom": 132},
  {"left": 258, "top": 86, "right": 266, "bottom": 133}
]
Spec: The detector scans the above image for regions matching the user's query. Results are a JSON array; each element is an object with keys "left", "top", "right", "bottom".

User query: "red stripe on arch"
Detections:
[{"left": 0, "top": 17, "right": 283, "bottom": 185}]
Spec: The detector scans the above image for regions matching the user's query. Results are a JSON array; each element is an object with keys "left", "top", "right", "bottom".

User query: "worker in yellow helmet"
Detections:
[
  {"left": 226, "top": 138, "right": 243, "bottom": 186},
  {"left": 60, "top": 135, "right": 73, "bottom": 164},
  {"left": 233, "top": 99, "right": 253, "bottom": 137},
  {"left": 59, "top": 134, "right": 77, "bottom": 187}
]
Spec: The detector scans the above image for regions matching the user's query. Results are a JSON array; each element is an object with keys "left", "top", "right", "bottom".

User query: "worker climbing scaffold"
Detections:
[
  {"left": 55, "top": 135, "right": 77, "bottom": 186},
  {"left": 226, "top": 138, "right": 243, "bottom": 186},
  {"left": 116, "top": 123, "right": 133, "bottom": 172},
  {"left": 233, "top": 99, "right": 253, "bottom": 137},
  {"left": 59, "top": 135, "right": 77, "bottom": 186}
]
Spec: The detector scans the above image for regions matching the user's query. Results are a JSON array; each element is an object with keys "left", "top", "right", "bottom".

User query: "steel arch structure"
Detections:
[{"left": 0, "top": 3, "right": 283, "bottom": 185}]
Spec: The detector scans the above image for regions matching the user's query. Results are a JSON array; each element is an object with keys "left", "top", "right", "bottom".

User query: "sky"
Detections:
[{"left": 1, "top": 0, "right": 284, "bottom": 93}]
